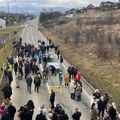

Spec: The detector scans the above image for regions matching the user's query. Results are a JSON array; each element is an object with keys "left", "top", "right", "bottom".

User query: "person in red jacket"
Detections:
[{"left": 75, "top": 71, "right": 81, "bottom": 82}]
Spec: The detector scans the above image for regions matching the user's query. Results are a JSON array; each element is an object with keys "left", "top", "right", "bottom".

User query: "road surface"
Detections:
[{"left": 11, "top": 18, "right": 91, "bottom": 120}]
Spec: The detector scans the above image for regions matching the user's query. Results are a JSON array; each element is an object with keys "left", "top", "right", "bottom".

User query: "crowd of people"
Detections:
[
  {"left": 0, "top": 36, "right": 120, "bottom": 120},
  {"left": 0, "top": 38, "right": 82, "bottom": 120}
]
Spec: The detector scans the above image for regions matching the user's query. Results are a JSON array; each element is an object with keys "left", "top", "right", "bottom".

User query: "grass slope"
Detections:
[{"left": 40, "top": 24, "right": 120, "bottom": 112}]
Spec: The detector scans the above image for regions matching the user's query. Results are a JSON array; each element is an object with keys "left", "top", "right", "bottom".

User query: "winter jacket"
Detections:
[
  {"left": 35, "top": 113, "right": 47, "bottom": 120},
  {"left": 90, "top": 107, "right": 97, "bottom": 120},
  {"left": 75, "top": 72, "right": 81, "bottom": 81},
  {"left": 1, "top": 112, "right": 11, "bottom": 120},
  {"left": 50, "top": 92, "right": 55, "bottom": 102},
  {"left": 75, "top": 85, "right": 82, "bottom": 96},
  {"left": 97, "top": 99, "right": 106, "bottom": 110},
  {"left": 2, "top": 85, "right": 12, "bottom": 98},
  {"left": 108, "top": 106, "right": 116, "bottom": 120},
  {"left": 26, "top": 77, "right": 32, "bottom": 86},
  {"left": 34, "top": 76, "right": 41, "bottom": 86},
  {"left": 70, "top": 83, "right": 76, "bottom": 94},
  {"left": 38, "top": 52, "right": 43, "bottom": 59},
  {"left": 72, "top": 111, "right": 81, "bottom": 120},
  {"left": 64, "top": 73, "right": 69, "bottom": 84}
]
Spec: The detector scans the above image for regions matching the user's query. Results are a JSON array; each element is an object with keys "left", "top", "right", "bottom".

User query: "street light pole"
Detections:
[
  {"left": 4, "top": 0, "right": 16, "bottom": 54},
  {"left": 7, "top": 0, "right": 16, "bottom": 27}
]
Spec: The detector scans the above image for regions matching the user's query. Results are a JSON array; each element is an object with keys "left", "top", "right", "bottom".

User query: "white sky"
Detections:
[{"left": 0, "top": 0, "right": 119, "bottom": 13}]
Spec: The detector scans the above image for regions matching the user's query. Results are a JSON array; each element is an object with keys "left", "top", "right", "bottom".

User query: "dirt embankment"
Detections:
[{"left": 39, "top": 14, "right": 120, "bottom": 111}]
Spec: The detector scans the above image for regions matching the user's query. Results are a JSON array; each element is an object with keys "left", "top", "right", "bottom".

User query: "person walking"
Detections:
[
  {"left": 18, "top": 64, "right": 23, "bottom": 78},
  {"left": 25, "top": 100, "right": 35, "bottom": 118},
  {"left": 38, "top": 104, "right": 48, "bottom": 116},
  {"left": 108, "top": 102, "right": 117, "bottom": 120},
  {"left": 64, "top": 72, "right": 70, "bottom": 87},
  {"left": 90, "top": 103, "right": 97, "bottom": 120},
  {"left": 50, "top": 90, "right": 55, "bottom": 108},
  {"left": 7, "top": 72, "right": 13, "bottom": 85},
  {"left": 7, "top": 102, "right": 16, "bottom": 120},
  {"left": 97, "top": 96, "right": 106, "bottom": 119},
  {"left": 59, "top": 70, "right": 64, "bottom": 86},
  {"left": 34, "top": 74, "right": 41, "bottom": 92},
  {"left": 42, "top": 55, "right": 47, "bottom": 69},
  {"left": 21, "top": 107, "right": 32, "bottom": 120},
  {"left": 72, "top": 108, "right": 81, "bottom": 120},
  {"left": 42, "top": 67, "right": 49, "bottom": 82},
  {"left": 7, "top": 62, "right": 13, "bottom": 85},
  {"left": 26, "top": 73, "right": 33, "bottom": 94},
  {"left": 75, "top": 71, "right": 81, "bottom": 83},
  {"left": 58, "top": 109, "right": 69, "bottom": 120},
  {"left": 70, "top": 81, "right": 76, "bottom": 100},
  {"left": 57, "top": 50, "right": 60, "bottom": 59},
  {"left": 17, "top": 106, "right": 24, "bottom": 120},
  {"left": 75, "top": 83, "right": 82, "bottom": 101},
  {"left": 35, "top": 110, "right": 47, "bottom": 120},
  {"left": 93, "top": 89, "right": 101, "bottom": 100},
  {"left": 16, "top": 71, "right": 22, "bottom": 88},
  {"left": 1, "top": 110, "right": 11, "bottom": 120},
  {"left": 1, "top": 83, "right": 12, "bottom": 99},
  {"left": 60, "top": 55, "right": 63, "bottom": 69},
  {"left": 24, "top": 60, "right": 30, "bottom": 79},
  {"left": 103, "top": 93, "right": 109, "bottom": 111},
  {"left": 50, "top": 65, "right": 56, "bottom": 76},
  {"left": 38, "top": 50, "right": 43, "bottom": 64},
  {"left": 13, "top": 60, "right": 18, "bottom": 76}
]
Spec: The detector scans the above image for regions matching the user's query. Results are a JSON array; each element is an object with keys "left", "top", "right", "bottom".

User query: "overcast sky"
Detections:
[{"left": 0, "top": 0, "right": 119, "bottom": 13}]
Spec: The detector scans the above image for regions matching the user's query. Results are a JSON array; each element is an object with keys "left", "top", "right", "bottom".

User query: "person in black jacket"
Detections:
[
  {"left": 1, "top": 110, "right": 11, "bottom": 120},
  {"left": 50, "top": 90, "right": 55, "bottom": 108},
  {"left": 35, "top": 110, "right": 47, "bottom": 120},
  {"left": 60, "top": 55, "right": 63, "bottom": 63},
  {"left": 50, "top": 65, "right": 56, "bottom": 76},
  {"left": 42, "top": 55, "right": 47, "bottom": 69},
  {"left": 108, "top": 103, "right": 117, "bottom": 120},
  {"left": 57, "top": 50, "right": 60, "bottom": 59},
  {"left": 2, "top": 83, "right": 12, "bottom": 99},
  {"left": 13, "top": 61, "right": 18, "bottom": 75},
  {"left": 24, "top": 60, "right": 30, "bottom": 79},
  {"left": 58, "top": 109, "right": 69, "bottom": 120},
  {"left": 72, "top": 108, "right": 81, "bottom": 120},
  {"left": 34, "top": 74, "right": 41, "bottom": 92},
  {"left": 21, "top": 107, "right": 32, "bottom": 120},
  {"left": 7, "top": 102, "right": 16, "bottom": 120},
  {"left": 25, "top": 100, "right": 35, "bottom": 118},
  {"left": 97, "top": 96, "right": 106, "bottom": 119},
  {"left": 92, "top": 89, "right": 101, "bottom": 100}
]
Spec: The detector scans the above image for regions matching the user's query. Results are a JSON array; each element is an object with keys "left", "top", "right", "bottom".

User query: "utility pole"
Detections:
[
  {"left": 7, "top": 0, "right": 16, "bottom": 51},
  {"left": 3, "top": 0, "right": 16, "bottom": 54}
]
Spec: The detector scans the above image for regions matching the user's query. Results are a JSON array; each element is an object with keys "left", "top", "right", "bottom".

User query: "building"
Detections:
[
  {"left": 0, "top": 18, "right": 6, "bottom": 28},
  {"left": 100, "top": 1, "right": 120, "bottom": 11},
  {"left": 65, "top": 8, "right": 76, "bottom": 15},
  {"left": 66, "top": 14, "right": 74, "bottom": 18},
  {"left": 86, "top": 4, "right": 96, "bottom": 14}
]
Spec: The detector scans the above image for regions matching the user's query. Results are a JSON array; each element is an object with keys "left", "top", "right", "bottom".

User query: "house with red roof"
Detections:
[{"left": 86, "top": 4, "right": 96, "bottom": 14}]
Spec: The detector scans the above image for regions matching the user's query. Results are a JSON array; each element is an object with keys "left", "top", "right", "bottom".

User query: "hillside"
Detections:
[{"left": 39, "top": 10, "right": 120, "bottom": 111}]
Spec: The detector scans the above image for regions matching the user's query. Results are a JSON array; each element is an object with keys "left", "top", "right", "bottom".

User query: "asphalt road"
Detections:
[{"left": 11, "top": 18, "right": 91, "bottom": 120}]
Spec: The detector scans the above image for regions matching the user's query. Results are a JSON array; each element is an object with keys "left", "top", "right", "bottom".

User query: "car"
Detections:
[{"left": 47, "top": 62, "right": 60, "bottom": 70}]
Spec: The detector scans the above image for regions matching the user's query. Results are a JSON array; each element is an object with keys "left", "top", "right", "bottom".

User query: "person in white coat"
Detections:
[
  {"left": 38, "top": 104, "right": 48, "bottom": 116},
  {"left": 69, "top": 81, "right": 76, "bottom": 100}
]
